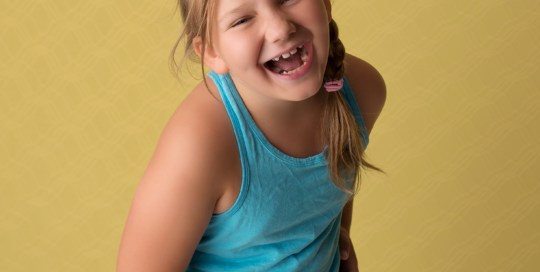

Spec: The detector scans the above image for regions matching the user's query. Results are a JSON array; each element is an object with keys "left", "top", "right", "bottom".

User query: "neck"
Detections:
[
  {"left": 230, "top": 73, "right": 329, "bottom": 156},
  {"left": 232, "top": 75, "right": 328, "bottom": 131}
]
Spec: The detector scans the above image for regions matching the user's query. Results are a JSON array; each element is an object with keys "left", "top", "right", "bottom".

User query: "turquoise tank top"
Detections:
[{"left": 187, "top": 70, "right": 369, "bottom": 272}]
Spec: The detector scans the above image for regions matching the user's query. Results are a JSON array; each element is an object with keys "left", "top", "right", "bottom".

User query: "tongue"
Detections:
[{"left": 269, "top": 53, "right": 303, "bottom": 71}]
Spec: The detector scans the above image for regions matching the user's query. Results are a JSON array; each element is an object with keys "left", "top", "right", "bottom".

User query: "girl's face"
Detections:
[{"left": 210, "top": 0, "right": 332, "bottom": 102}]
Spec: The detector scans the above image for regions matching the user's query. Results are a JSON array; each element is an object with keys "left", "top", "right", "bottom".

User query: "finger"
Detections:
[
  {"left": 339, "top": 234, "right": 350, "bottom": 260},
  {"left": 340, "top": 250, "right": 348, "bottom": 260}
]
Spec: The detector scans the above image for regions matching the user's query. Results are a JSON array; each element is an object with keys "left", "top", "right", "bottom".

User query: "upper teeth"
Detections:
[{"left": 272, "top": 45, "right": 303, "bottom": 61}]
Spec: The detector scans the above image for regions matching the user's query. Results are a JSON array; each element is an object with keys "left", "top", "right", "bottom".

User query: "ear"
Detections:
[
  {"left": 323, "top": 0, "right": 332, "bottom": 22},
  {"left": 192, "top": 36, "right": 229, "bottom": 75}
]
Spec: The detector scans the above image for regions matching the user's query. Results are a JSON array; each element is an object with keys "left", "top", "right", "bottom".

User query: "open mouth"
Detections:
[{"left": 263, "top": 44, "right": 309, "bottom": 75}]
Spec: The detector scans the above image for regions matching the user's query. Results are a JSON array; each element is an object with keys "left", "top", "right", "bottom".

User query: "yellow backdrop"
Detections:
[{"left": 1, "top": 0, "right": 539, "bottom": 271}]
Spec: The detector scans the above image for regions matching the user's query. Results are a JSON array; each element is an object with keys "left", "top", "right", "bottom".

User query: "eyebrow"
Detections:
[{"left": 219, "top": 3, "right": 251, "bottom": 24}]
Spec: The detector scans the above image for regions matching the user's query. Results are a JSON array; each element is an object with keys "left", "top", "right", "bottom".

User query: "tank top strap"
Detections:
[
  {"left": 206, "top": 70, "right": 264, "bottom": 160},
  {"left": 206, "top": 70, "right": 256, "bottom": 150},
  {"left": 205, "top": 70, "right": 252, "bottom": 220},
  {"left": 341, "top": 76, "right": 370, "bottom": 149}
]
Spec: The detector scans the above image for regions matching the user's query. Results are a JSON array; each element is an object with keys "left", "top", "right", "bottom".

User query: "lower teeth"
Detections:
[
  {"left": 277, "top": 61, "right": 307, "bottom": 75},
  {"left": 269, "top": 46, "right": 309, "bottom": 75}
]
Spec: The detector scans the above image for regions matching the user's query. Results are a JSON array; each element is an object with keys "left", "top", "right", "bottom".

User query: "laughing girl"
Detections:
[{"left": 117, "top": 0, "right": 386, "bottom": 271}]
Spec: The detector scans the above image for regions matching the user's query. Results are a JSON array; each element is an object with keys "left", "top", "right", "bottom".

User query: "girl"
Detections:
[{"left": 117, "top": 0, "right": 386, "bottom": 271}]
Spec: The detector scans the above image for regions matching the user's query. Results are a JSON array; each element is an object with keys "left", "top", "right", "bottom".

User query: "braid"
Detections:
[
  {"left": 324, "top": 20, "right": 346, "bottom": 81},
  {"left": 321, "top": 19, "right": 382, "bottom": 202}
]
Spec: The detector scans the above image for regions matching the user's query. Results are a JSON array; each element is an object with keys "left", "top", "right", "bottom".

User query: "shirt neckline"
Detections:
[{"left": 220, "top": 72, "right": 329, "bottom": 166}]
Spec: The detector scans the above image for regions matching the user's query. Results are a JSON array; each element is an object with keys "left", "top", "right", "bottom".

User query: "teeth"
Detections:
[
  {"left": 267, "top": 43, "right": 308, "bottom": 74},
  {"left": 275, "top": 61, "right": 307, "bottom": 75},
  {"left": 301, "top": 51, "right": 308, "bottom": 61},
  {"left": 271, "top": 45, "right": 305, "bottom": 62},
  {"left": 283, "top": 47, "right": 298, "bottom": 59}
]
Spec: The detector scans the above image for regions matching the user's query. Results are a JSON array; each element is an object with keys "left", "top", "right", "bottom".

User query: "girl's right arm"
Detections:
[{"left": 116, "top": 91, "right": 229, "bottom": 271}]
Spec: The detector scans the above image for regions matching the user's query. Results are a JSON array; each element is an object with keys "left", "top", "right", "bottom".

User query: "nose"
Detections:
[{"left": 265, "top": 12, "right": 296, "bottom": 44}]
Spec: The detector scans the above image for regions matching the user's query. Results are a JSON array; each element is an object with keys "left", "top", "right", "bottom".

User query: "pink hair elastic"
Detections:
[{"left": 324, "top": 78, "right": 343, "bottom": 92}]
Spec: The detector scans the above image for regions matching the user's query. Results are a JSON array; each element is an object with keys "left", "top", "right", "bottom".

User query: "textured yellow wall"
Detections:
[{"left": 1, "top": 0, "right": 539, "bottom": 271}]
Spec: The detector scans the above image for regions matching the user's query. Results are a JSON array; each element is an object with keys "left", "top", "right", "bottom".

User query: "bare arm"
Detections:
[
  {"left": 341, "top": 199, "right": 354, "bottom": 232},
  {"left": 341, "top": 53, "right": 387, "bottom": 232},
  {"left": 117, "top": 90, "right": 230, "bottom": 271}
]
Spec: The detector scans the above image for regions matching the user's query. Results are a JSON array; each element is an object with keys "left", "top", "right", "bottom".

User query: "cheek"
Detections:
[
  {"left": 297, "top": 0, "right": 330, "bottom": 69},
  {"left": 296, "top": 0, "right": 329, "bottom": 27},
  {"left": 220, "top": 36, "right": 259, "bottom": 68},
  {"left": 295, "top": 1, "right": 330, "bottom": 54}
]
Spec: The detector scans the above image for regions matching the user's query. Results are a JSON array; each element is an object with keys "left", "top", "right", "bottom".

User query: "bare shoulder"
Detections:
[
  {"left": 161, "top": 76, "right": 241, "bottom": 213},
  {"left": 117, "top": 77, "right": 238, "bottom": 271},
  {"left": 343, "top": 53, "right": 387, "bottom": 136},
  {"left": 165, "top": 76, "right": 238, "bottom": 195}
]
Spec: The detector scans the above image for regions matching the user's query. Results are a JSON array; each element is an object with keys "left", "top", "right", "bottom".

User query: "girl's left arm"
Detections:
[
  {"left": 340, "top": 53, "right": 387, "bottom": 233},
  {"left": 339, "top": 53, "right": 387, "bottom": 271},
  {"left": 341, "top": 199, "right": 354, "bottom": 233}
]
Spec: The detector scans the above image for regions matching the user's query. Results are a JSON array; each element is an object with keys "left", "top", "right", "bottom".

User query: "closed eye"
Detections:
[{"left": 232, "top": 18, "right": 250, "bottom": 27}]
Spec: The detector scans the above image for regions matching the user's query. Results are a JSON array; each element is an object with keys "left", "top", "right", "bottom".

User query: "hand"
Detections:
[{"left": 339, "top": 227, "right": 359, "bottom": 272}]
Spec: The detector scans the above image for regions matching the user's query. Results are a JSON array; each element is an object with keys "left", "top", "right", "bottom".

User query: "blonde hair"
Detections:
[{"left": 169, "top": 0, "right": 385, "bottom": 202}]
